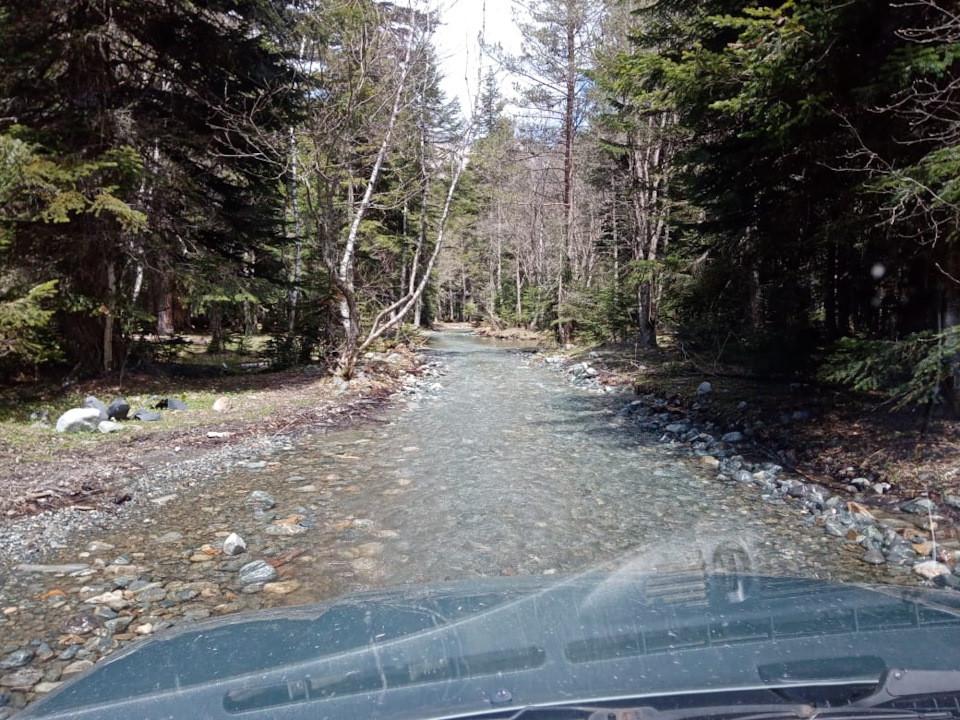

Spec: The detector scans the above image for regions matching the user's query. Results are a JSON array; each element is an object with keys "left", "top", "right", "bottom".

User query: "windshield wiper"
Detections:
[{"left": 505, "top": 670, "right": 960, "bottom": 720}]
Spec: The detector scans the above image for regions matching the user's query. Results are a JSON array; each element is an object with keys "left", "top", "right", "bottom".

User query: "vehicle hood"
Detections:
[{"left": 21, "top": 570, "right": 960, "bottom": 719}]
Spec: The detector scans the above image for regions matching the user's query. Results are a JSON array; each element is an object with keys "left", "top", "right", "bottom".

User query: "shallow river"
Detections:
[{"left": 0, "top": 331, "right": 891, "bottom": 710}]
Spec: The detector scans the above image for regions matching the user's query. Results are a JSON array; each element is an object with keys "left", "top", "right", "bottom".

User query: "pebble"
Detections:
[
  {"left": 913, "top": 561, "right": 952, "bottom": 579},
  {"left": 59, "top": 614, "right": 101, "bottom": 636},
  {"left": 0, "top": 651, "right": 33, "bottom": 670},
  {"left": 33, "top": 682, "right": 62, "bottom": 694},
  {"left": 222, "top": 533, "right": 247, "bottom": 556},
  {"left": 699, "top": 456, "right": 720, "bottom": 470},
  {"left": 237, "top": 561, "right": 277, "bottom": 586},
  {"left": 245, "top": 490, "right": 275, "bottom": 508},
  {"left": 97, "top": 421, "right": 125, "bottom": 434},
  {"left": 62, "top": 661, "right": 94, "bottom": 676},
  {"left": 263, "top": 580, "right": 301, "bottom": 595},
  {"left": 1, "top": 668, "right": 43, "bottom": 690},
  {"left": 264, "top": 523, "right": 308, "bottom": 536}
]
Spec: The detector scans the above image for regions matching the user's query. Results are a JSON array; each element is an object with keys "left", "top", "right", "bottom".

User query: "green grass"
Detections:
[{"left": 0, "top": 334, "right": 330, "bottom": 462}]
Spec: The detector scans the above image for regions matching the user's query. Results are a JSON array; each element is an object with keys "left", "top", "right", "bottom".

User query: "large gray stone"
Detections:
[
  {"left": 106, "top": 397, "right": 129, "bottom": 421},
  {"left": 55, "top": 408, "right": 102, "bottom": 433},
  {"left": 900, "top": 497, "right": 937, "bottom": 515},
  {"left": 132, "top": 409, "right": 162, "bottom": 422},
  {"left": 82, "top": 396, "right": 109, "bottom": 420},
  {"left": 98, "top": 421, "right": 125, "bottom": 434}
]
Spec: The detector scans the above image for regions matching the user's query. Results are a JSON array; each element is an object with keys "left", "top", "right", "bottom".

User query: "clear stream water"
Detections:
[{"left": 1, "top": 331, "right": 888, "bottom": 667}]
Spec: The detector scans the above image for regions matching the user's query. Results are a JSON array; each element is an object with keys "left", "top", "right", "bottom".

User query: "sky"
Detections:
[{"left": 431, "top": 0, "right": 524, "bottom": 113}]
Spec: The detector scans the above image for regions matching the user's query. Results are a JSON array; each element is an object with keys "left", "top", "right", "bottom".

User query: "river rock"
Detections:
[
  {"left": 59, "top": 614, "right": 102, "bottom": 635},
  {"left": 104, "top": 617, "right": 133, "bottom": 634},
  {"left": 862, "top": 549, "right": 885, "bottom": 565},
  {"left": 263, "top": 580, "right": 301, "bottom": 595},
  {"left": 61, "top": 661, "right": 94, "bottom": 676},
  {"left": 695, "top": 381, "right": 712, "bottom": 396},
  {"left": 733, "top": 470, "right": 754, "bottom": 484},
  {"left": 132, "top": 409, "right": 162, "bottom": 422},
  {"left": 85, "top": 590, "right": 129, "bottom": 611},
  {"left": 721, "top": 431, "right": 745, "bottom": 443},
  {"left": 55, "top": 408, "right": 102, "bottom": 433},
  {"left": 212, "top": 397, "right": 232, "bottom": 412},
  {"left": 913, "top": 560, "right": 952, "bottom": 579},
  {"left": 245, "top": 490, "right": 275, "bottom": 509},
  {"left": 0, "top": 651, "right": 32, "bottom": 671},
  {"left": 823, "top": 519, "right": 847, "bottom": 537},
  {"left": 700, "top": 456, "right": 720, "bottom": 470},
  {"left": 0, "top": 668, "right": 42, "bottom": 690},
  {"left": 222, "top": 533, "right": 247, "bottom": 556},
  {"left": 265, "top": 523, "right": 308, "bottom": 536},
  {"left": 238, "top": 560, "right": 277, "bottom": 586},
  {"left": 106, "top": 398, "right": 129, "bottom": 420},
  {"left": 900, "top": 497, "right": 937, "bottom": 515},
  {"left": 98, "top": 420, "right": 125, "bottom": 434},
  {"left": 83, "top": 396, "right": 109, "bottom": 420},
  {"left": 33, "top": 681, "right": 62, "bottom": 695}
]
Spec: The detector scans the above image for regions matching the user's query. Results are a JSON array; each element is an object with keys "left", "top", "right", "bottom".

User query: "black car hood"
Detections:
[{"left": 21, "top": 571, "right": 960, "bottom": 719}]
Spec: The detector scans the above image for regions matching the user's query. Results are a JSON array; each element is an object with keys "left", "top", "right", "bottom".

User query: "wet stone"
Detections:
[
  {"left": 238, "top": 561, "right": 277, "bottom": 586},
  {"left": 104, "top": 617, "right": 133, "bottom": 634},
  {"left": 862, "top": 549, "right": 885, "bottom": 565},
  {"left": 265, "top": 523, "right": 308, "bottom": 537},
  {"left": 0, "top": 668, "right": 42, "bottom": 690},
  {"left": 0, "top": 650, "right": 33, "bottom": 670},
  {"left": 222, "top": 533, "right": 246, "bottom": 556},
  {"left": 219, "top": 559, "right": 248, "bottom": 573},
  {"left": 33, "top": 681, "right": 62, "bottom": 695},
  {"left": 56, "top": 646, "right": 80, "bottom": 662},
  {"left": 58, "top": 614, "right": 101, "bottom": 636},
  {"left": 62, "top": 661, "right": 94, "bottom": 676},
  {"left": 823, "top": 519, "right": 847, "bottom": 537},
  {"left": 900, "top": 498, "right": 937, "bottom": 515}
]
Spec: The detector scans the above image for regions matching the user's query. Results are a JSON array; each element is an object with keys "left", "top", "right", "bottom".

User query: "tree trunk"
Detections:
[
  {"left": 288, "top": 126, "right": 302, "bottom": 336},
  {"left": 103, "top": 261, "right": 116, "bottom": 373},
  {"left": 557, "top": 0, "right": 577, "bottom": 347}
]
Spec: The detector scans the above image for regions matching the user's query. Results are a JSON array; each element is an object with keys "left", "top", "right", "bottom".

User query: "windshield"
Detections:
[{"left": 2, "top": 1, "right": 959, "bottom": 719}]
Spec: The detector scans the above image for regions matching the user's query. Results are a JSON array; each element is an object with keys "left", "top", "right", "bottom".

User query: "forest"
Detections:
[{"left": 0, "top": 0, "right": 958, "bottom": 413}]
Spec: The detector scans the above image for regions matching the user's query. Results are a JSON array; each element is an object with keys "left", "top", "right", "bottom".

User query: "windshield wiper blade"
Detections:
[
  {"left": 505, "top": 670, "right": 960, "bottom": 720},
  {"left": 503, "top": 705, "right": 952, "bottom": 720}
]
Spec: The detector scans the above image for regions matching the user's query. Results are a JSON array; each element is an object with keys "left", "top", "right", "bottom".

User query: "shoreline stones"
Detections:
[{"left": 540, "top": 349, "right": 960, "bottom": 590}]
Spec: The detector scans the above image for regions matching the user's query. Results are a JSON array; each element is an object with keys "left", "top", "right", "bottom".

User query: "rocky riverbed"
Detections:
[
  {"left": 0, "top": 332, "right": 955, "bottom": 717},
  {"left": 537, "top": 350, "right": 960, "bottom": 588}
]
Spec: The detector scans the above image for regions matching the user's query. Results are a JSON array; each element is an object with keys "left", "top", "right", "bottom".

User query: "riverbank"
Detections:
[
  {"left": 0, "top": 347, "right": 438, "bottom": 561},
  {"left": 528, "top": 341, "right": 960, "bottom": 585},
  {"left": 541, "top": 342, "right": 959, "bottom": 504}
]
